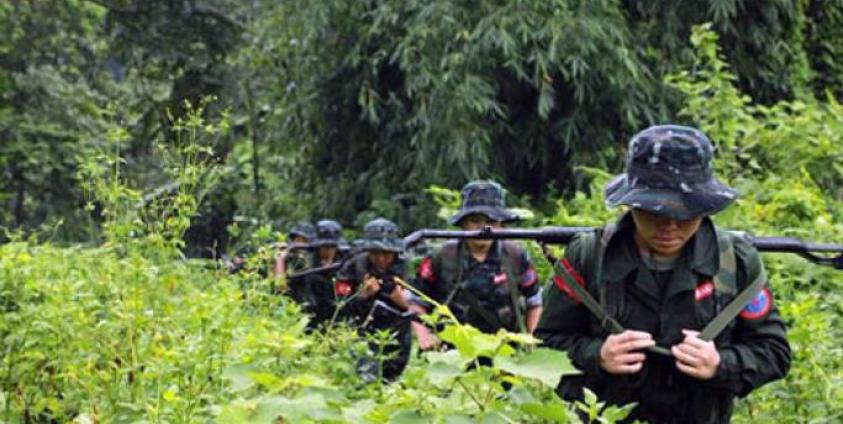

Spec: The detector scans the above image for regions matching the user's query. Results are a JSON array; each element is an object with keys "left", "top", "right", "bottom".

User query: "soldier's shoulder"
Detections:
[
  {"left": 716, "top": 229, "right": 764, "bottom": 284},
  {"left": 500, "top": 239, "right": 527, "bottom": 252},
  {"left": 429, "top": 240, "right": 460, "bottom": 258}
]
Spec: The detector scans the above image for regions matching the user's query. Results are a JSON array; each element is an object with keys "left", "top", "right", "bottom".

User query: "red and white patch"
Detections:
[
  {"left": 335, "top": 280, "right": 353, "bottom": 296},
  {"left": 418, "top": 257, "right": 435, "bottom": 282},
  {"left": 739, "top": 288, "right": 772, "bottom": 320},
  {"left": 520, "top": 267, "right": 538, "bottom": 288},
  {"left": 552, "top": 258, "right": 585, "bottom": 303},
  {"left": 493, "top": 272, "right": 507, "bottom": 285},
  {"left": 695, "top": 280, "right": 715, "bottom": 302}
]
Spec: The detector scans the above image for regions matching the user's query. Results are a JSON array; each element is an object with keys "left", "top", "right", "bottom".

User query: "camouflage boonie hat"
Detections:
[
  {"left": 357, "top": 218, "right": 403, "bottom": 253},
  {"left": 448, "top": 180, "right": 519, "bottom": 225},
  {"left": 288, "top": 220, "right": 316, "bottom": 241},
  {"left": 604, "top": 125, "right": 738, "bottom": 220},
  {"left": 313, "top": 219, "right": 347, "bottom": 247}
]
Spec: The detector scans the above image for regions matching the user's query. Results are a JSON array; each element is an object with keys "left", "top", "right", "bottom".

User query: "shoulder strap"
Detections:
[
  {"left": 500, "top": 241, "right": 526, "bottom": 334},
  {"left": 699, "top": 231, "right": 766, "bottom": 341},
  {"left": 551, "top": 226, "right": 673, "bottom": 356}
]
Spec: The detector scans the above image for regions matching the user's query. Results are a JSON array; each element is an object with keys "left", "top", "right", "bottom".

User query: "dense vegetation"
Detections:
[
  {"left": 1, "top": 1, "right": 842, "bottom": 423},
  {"left": 3, "top": 0, "right": 843, "bottom": 249}
]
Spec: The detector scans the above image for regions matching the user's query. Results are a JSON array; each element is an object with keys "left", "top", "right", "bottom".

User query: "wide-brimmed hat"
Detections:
[
  {"left": 287, "top": 220, "right": 316, "bottom": 241},
  {"left": 357, "top": 218, "right": 403, "bottom": 252},
  {"left": 312, "top": 219, "right": 347, "bottom": 247},
  {"left": 604, "top": 125, "right": 738, "bottom": 220},
  {"left": 448, "top": 180, "right": 519, "bottom": 225}
]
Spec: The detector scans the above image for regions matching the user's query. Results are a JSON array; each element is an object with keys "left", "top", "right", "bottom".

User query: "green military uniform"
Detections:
[
  {"left": 412, "top": 239, "right": 540, "bottom": 334},
  {"left": 409, "top": 181, "right": 541, "bottom": 335},
  {"left": 536, "top": 125, "right": 791, "bottom": 423},
  {"left": 288, "top": 220, "right": 345, "bottom": 330},
  {"left": 536, "top": 213, "right": 790, "bottom": 423},
  {"left": 335, "top": 218, "right": 412, "bottom": 382}
]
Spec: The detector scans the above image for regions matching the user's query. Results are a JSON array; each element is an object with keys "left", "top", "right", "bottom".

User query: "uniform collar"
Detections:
[{"left": 602, "top": 212, "right": 719, "bottom": 284}]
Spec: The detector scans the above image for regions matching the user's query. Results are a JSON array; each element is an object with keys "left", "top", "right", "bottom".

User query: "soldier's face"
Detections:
[
  {"left": 461, "top": 214, "right": 501, "bottom": 250},
  {"left": 318, "top": 246, "right": 338, "bottom": 261},
  {"left": 631, "top": 209, "right": 703, "bottom": 257},
  {"left": 368, "top": 250, "right": 396, "bottom": 272},
  {"left": 291, "top": 235, "right": 308, "bottom": 244}
]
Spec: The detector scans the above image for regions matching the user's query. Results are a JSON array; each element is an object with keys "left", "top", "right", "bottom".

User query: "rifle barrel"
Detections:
[{"left": 749, "top": 237, "right": 843, "bottom": 253}]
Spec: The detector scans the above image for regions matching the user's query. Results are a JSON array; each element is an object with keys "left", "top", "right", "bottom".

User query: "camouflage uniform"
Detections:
[
  {"left": 536, "top": 125, "right": 791, "bottom": 423},
  {"left": 289, "top": 220, "right": 346, "bottom": 330},
  {"left": 410, "top": 181, "right": 542, "bottom": 334},
  {"left": 335, "top": 218, "right": 412, "bottom": 382}
]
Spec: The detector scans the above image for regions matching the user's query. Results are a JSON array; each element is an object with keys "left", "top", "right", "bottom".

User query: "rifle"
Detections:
[
  {"left": 403, "top": 226, "right": 842, "bottom": 357},
  {"left": 402, "top": 226, "right": 843, "bottom": 269},
  {"left": 291, "top": 226, "right": 842, "bottom": 279}
]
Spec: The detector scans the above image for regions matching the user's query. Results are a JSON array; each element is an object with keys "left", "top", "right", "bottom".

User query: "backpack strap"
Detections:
[
  {"left": 500, "top": 241, "right": 527, "bottom": 334},
  {"left": 699, "top": 231, "right": 766, "bottom": 341},
  {"left": 551, "top": 225, "right": 673, "bottom": 356}
]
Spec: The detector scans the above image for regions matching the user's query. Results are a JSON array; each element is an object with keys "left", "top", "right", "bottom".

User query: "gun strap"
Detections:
[
  {"left": 552, "top": 258, "right": 673, "bottom": 357},
  {"left": 442, "top": 242, "right": 512, "bottom": 332},
  {"left": 458, "top": 286, "right": 508, "bottom": 331},
  {"left": 699, "top": 268, "right": 767, "bottom": 341}
]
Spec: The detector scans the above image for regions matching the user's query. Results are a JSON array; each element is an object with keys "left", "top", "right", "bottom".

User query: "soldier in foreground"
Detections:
[
  {"left": 409, "top": 181, "right": 543, "bottom": 351},
  {"left": 334, "top": 218, "right": 413, "bottom": 382},
  {"left": 536, "top": 125, "right": 791, "bottom": 423}
]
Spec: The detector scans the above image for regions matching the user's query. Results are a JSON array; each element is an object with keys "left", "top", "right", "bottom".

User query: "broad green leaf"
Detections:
[
  {"left": 389, "top": 409, "right": 428, "bottom": 424},
  {"left": 496, "top": 348, "right": 580, "bottom": 387}
]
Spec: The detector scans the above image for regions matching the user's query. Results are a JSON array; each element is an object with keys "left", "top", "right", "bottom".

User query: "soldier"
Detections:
[
  {"left": 287, "top": 219, "right": 346, "bottom": 329},
  {"left": 535, "top": 125, "right": 791, "bottom": 423},
  {"left": 408, "top": 181, "right": 543, "bottom": 351},
  {"left": 334, "top": 218, "right": 413, "bottom": 382},
  {"left": 271, "top": 220, "right": 316, "bottom": 281}
]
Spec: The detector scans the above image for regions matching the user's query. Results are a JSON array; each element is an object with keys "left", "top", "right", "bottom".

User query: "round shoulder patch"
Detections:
[{"left": 739, "top": 288, "right": 772, "bottom": 320}]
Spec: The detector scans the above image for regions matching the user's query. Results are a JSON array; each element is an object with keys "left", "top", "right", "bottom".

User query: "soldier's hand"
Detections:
[
  {"left": 411, "top": 322, "right": 440, "bottom": 351},
  {"left": 360, "top": 274, "right": 381, "bottom": 299},
  {"left": 672, "top": 329, "right": 720, "bottom": 380},
  {"left": 599, "top": 330, "right": 655, "bottom": 374}
]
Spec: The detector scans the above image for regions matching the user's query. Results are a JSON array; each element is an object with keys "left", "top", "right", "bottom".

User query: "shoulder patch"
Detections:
[
  {"left": 695, "top": 279, "right": 715, "bottom": 302},
  {"left": 418, "top": 257, "right": 435, "bottom": 282},
  {"left": 552, "top": 258, "right": 585, "bottom": 303},
  {"left": 335, "top": 280, "right": 353, "bottom": 297},
  {"left": 739, "top": 288, "right": 772, "bottom": 320},
  {"left": 520, "top": 266, "right": 538, "bottom": 288}
]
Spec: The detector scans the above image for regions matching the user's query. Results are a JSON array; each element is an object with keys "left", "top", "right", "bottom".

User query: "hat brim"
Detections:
[
  {"left": 448, "top": 206, "right": 520, "bottom": 226},
  {"left": 604, "top": 174, "right": 738, "bottom": 220}
]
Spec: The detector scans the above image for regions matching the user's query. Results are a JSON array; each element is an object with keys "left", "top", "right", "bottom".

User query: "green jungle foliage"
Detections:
[
  {"left": 1, "top": 23, "right": 842, "bottom": 423},
  {"left": 3, "top": 0, "right": 843, "bottom": 251}
]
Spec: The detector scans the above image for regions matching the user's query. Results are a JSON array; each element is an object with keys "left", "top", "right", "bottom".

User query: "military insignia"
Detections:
[
  {"left": 739, "top": 288, "right": 772, "bottom": 320},
  {"left": 553, "top": 259, "right": 585, "bottom": 303},
  {"left": 695, "top": 280, "right": 714, "bottom": 302},
  {"left": 520, "top": 267, "right": 537, "bottom": 287},
  {"left": 418, "top": 257, "right": 434, "bottom": 281},
  {"left": 335, "top": 280, "right": 353, "bottom": 296}
]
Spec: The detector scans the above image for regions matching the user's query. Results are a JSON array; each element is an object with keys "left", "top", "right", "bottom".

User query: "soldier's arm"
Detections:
[
  {"left": 535, "top": 234, "right": 606, "bottom": 376},
  {"left": 408, "top": 254, "right": 447, "bottom": 349},
  {"left": 334, "top": 261, "right": 371, "bottom": 321},
  {"left": 516, "top": 249, "right": 543, "bottom": 333},
  {"left": 407, "top": 255, "right": 448, "bottom": 313},
  {"left": 706, "top": 237, "right": 791, "bottom": 396}
]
